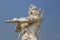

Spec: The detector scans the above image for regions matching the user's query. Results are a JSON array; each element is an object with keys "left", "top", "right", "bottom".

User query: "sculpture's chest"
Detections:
[{"left": 28, "top": 23, "right": 40, "bottom": 34}]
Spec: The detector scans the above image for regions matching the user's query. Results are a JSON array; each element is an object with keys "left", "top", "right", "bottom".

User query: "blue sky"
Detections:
[{"left": 0, "top": 0, "right": 60, "bottom": 40}]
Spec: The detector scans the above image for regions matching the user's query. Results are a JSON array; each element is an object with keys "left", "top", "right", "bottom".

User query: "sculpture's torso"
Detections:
[{"left": 21, "top": 15, "right": 42, "bottom": 40}]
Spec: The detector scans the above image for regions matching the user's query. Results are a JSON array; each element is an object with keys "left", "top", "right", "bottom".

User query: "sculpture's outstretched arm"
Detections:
[
  {"left": 5, "top": 16, "right": 42, "bottom": 24},
  {"left": 5, "top": 18, "right": 29, "bottom": 23}
]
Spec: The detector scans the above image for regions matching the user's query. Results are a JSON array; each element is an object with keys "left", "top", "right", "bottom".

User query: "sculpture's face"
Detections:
[{"left": 29, "top": 4, "right": 40, "bottom": 16}]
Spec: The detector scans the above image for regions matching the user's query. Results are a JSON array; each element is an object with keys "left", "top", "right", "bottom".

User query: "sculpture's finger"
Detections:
[{"left": 5, "top": 20, "right": 19, "bottom": 23}]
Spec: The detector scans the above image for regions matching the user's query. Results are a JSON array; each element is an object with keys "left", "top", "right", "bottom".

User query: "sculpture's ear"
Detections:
[{"left": 15, "top": 23, "right": 22, "bottom": 32}]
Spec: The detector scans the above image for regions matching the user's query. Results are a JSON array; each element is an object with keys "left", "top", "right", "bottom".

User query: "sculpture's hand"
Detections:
[{"left": 5, "top": 18, "right": 19, "bottom": 23}]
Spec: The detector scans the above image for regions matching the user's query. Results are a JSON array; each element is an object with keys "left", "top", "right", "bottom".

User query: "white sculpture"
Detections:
[{"left": 5, "top": 4, "right": 43, "bottom": 40}]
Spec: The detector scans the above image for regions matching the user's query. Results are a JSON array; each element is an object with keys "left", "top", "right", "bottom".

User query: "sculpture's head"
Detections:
[{"left": 28, "top": 4, "right": 43, "bottom": 17}]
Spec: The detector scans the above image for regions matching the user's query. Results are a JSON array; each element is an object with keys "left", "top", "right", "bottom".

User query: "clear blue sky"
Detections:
[{"left": 0, "top": 0, "right": 60, "bottom": 40}]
